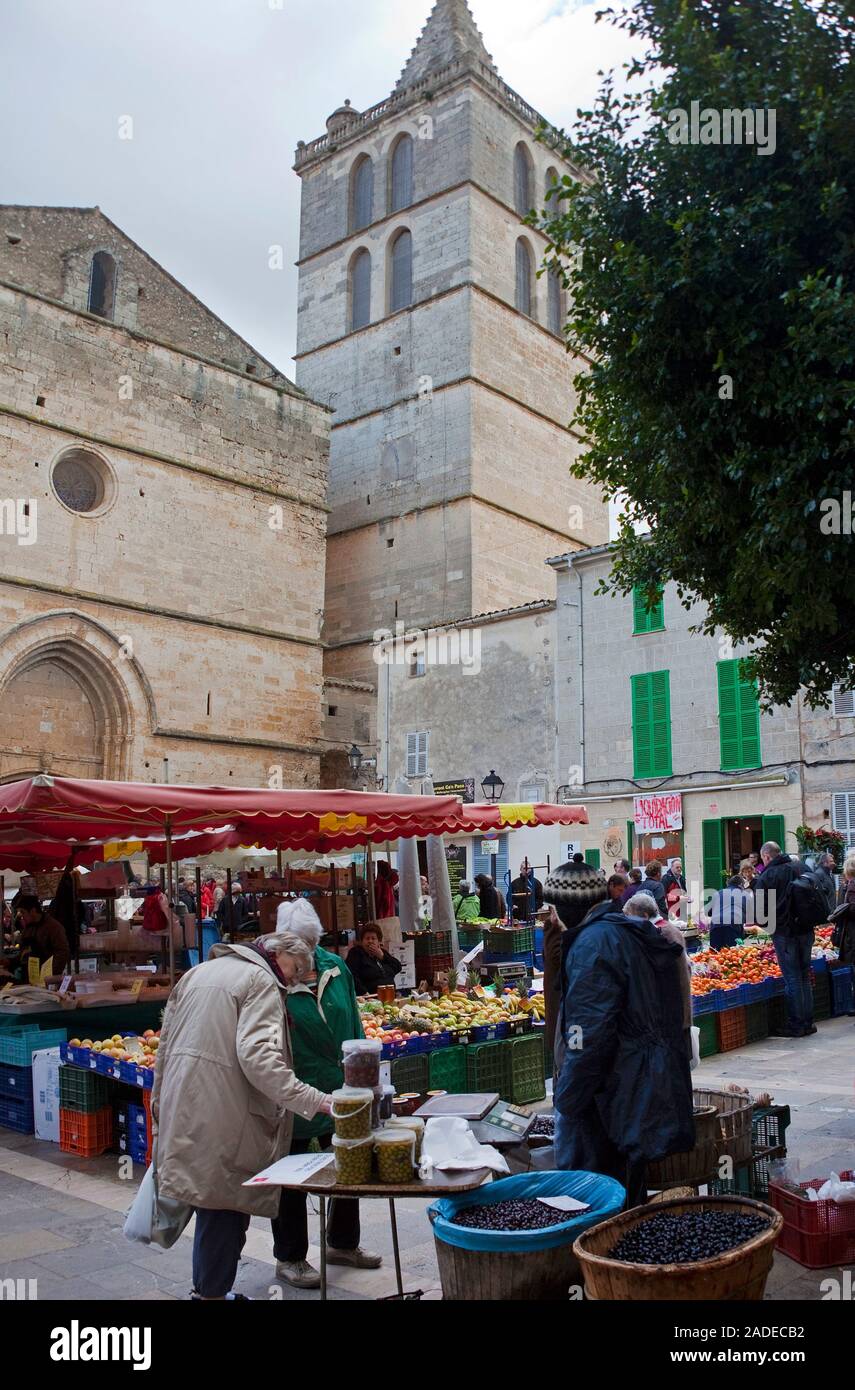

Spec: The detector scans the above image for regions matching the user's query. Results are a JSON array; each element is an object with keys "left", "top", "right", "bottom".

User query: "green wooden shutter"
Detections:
[
  {"left": 633, "top": 585, "right": 664, "bottom": 634},
  {"left": 762, "top": 815, "right": 785, "bottom": 853},
  {"left": 702, "top": 819, "right": 725, "bottom": 892},
  {"left": 587, "top": 850, "right": 600, "bottom": 870},
  {"left": 626, "top": 820, "right": 635, "bottom": 863},
  {"left": 718, "top": 660, "right": 761, "bottom": 770},
  {"left": 632, "top": 671, "right": 672, "bottom": 778}
]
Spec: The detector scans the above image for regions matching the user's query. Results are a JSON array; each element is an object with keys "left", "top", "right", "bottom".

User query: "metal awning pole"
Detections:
[
  {"left": 165, "top": 817, "right": 175, "bottom": 987},
  {"left": 366, "top": 841, "right": 376, "bottom": 920}
]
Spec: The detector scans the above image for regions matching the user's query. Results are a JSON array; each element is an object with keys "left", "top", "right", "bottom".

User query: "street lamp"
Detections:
[
  {"left": 481, "top": 769, "right": 505, "bottom": 803},
  {"left": 347, "top": 745, "right": 379, "bottom": 784}
]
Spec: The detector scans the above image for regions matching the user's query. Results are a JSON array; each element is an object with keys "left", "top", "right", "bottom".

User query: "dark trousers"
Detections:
[
  {"left": 192, "top": 1208, "right": 251, "bottom": 1298},
  {"left": 774, "top": 931, "right": 814, "bottom": 1033},
  {"left": 271, "top": 1136, "right": 360, "bottom": 1262}
]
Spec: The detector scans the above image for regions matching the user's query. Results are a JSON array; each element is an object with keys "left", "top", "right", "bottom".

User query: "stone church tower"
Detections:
[{"left": 294, "top": 0, "right": 608, "bottom": 781}]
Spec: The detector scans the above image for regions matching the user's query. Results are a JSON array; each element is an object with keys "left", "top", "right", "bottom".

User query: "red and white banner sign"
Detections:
[{"left": 634, "top": 793, "right": 683, "bottom": 835}]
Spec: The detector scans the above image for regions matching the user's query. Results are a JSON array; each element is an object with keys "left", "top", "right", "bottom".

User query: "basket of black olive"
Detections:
[
  {"left": 428, "top": 1170, "right": 625, "bottom": 1301},
  {"left": 527, "top": 1113, "right": 555, "bottom": 1149},
  {"left": 573, "top": 1195, "right": 783, "bottom": 1301}
]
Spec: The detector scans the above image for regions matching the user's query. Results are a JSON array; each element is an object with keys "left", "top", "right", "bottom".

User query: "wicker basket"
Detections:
[
  {"left": 693, "top": 1087, "right": 754, "bottom": 1166},
  {"left": 647, "top": 1105, "right": 719, "bottom": 1188},
  {"left": 574, "top": 1195, "right": 782, "bottom": 1301}
]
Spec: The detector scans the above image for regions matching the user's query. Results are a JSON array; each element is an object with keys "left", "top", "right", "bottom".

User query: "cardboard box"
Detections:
[{"left": 32, "top": 1047, "right": 61, "bottom": 1143}]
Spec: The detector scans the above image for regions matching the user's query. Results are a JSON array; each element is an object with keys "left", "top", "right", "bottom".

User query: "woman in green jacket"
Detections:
[
  {"left": 270, "top": 899, "right": 382, "bottom": 1289},
  {"left": 452, "top": 881, "right": 482, "bottom": 922}
]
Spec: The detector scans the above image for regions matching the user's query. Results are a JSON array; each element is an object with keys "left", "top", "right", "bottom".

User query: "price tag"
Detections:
[
  {"left": 130, "top": 979, "right": 145, "bottom": 997},
  {"left": 58, "top": 974, "right": 73, "bottom": 997},
  {"left": 0, "top": 983, "right": 12, "bottom": 994},
  {"left": 27, "top": 957, "right": 42, "bottom": 987},
  {"left": 537, "top": 1196, "right": 591, "bottom": 1213},
  {"left": 40, "top": 956, "right": 54, "bottom": 983}
]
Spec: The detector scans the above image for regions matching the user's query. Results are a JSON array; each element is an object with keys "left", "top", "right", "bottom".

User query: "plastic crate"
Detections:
[
  {"left": 769, "top": 1171, "right": 855, "bottom": 1268},
  {"left": 428, "top": 1045, "right": 468, "bottom": 1094},
  {"left": 744, "top": 1000, "right": 769, "bottom": 1044},
  {"left": 0, "top": 1093, "right": 34, "bottom": 1133},
  {"left": 768, "top": 994, "right": 789, "bottom": 1031},
  {"left": 812, "top": 971, "right": 832, "bottom": 1022},
  {"left": 117, "top": 1130, "right": 148, "bottom": 1162},
  {"left": 716, "top": 1005, "right": 747, "bottom": 1053},
  {"left": 470, "top": 1023, "right": 499, "bottom": 1043},
  {"left": 390, "top": 1051, "right": 429, "bottom": 1095},
  {"left": 830, "top": 964, "right": 855, "bottom": 1016},
  {"left": 0, "top": 1028, "right": 67, "bottom": 1067},
  {"left": 59, "top": 1105, "right": 114, "bottom": 1158},
  {"left": 752, "top": 1105, "right": 791, "bottom": 1154},
  {"left": 0, "top": 1063, "right": 32, "bottom": 1099},
  {"left": 95, "top": 1052, "right": 122, "bottom": 1079},
  {"left": 714, "top": 984, "right": 752, "bottom": 1011},
  {"left": 691, "top": 991, "right": 721, "bottom": 1017},
  {"left": 59, "top": 1065, "right": 112, "bottom": 1113},
  {"left": 119, "top": 1060, "right": 155, "bottom": 1090},
  {"left": 507, "top": 1033, "right": 546, "bottom": 1104},
  {"left": 414, "top": 955, "right": 453, "bottom": 979},
  {"left": 456, "top": 928, "right": 483, "bottom": 950},
  {"left": 484, "top": 927, "right": 534, "bottom": 956},
  {"left": 413, "top": 931, "right": 453, "bottom": 960},
  {"left": 697, "top": 1013, "right": 719, "bottom": 1059},
  {"left": 709, "top": 1161, "right": 753, "bottom": 1198},
  {"left": 466, "top": 1040, "right": 511, "bottom": 1096}
]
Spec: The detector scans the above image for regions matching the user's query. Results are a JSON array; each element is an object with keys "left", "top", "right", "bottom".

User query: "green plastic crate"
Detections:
[
  {"left": 752, "top": 1105, "right": 790, "bottom": 1154},
  {"left": 456, "top": 928, "right": 483, "bottom": 950},
  {"left": 709, "top": 1160, "right": 753, "bottom": 1198},
  {"left": 390, "top": 1051, "right": 429, "bottom": 1095},
  {"left": 744, "top": 1000, "right": 769, "bottom": 1044},
  {"left": 0, "top": 1028, "right": 67, "bottom": 1067},
  {"left": 483, "top": 927, "right": 533, "bottom": 956},
  {"left": 508, "top": 1033, "right": 546, "bottom": 1104},
  {"left": 697, "top": 1012, "right": 718, "bottom": 1059},
  {"left": 413, "top": 931, "right": 453, "bottom": 960},
  {"left": 466, "top": 1040, "right": 511, "bottom": 1097},
  {"left": 428, "top": 1045, "right": 468, "bottom": 1094},
  {"left": 59, "top": 1064, "right": 112, "bottom": 1113}
]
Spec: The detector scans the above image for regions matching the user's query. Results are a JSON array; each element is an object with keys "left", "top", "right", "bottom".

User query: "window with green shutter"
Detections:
[
  {"left": 632, "top": 584, "right": 664, "bottom": 634},
  {"left": 717, "top": 660, "right": 761, "bottom": 770},
  {"left": 631, "top": 671, "right": 672, "bottom": 778}
]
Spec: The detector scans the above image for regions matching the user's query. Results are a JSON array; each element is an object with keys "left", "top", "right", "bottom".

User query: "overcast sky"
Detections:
[{"left": 0, "top": 0, "right": 634, "bottom": 377}]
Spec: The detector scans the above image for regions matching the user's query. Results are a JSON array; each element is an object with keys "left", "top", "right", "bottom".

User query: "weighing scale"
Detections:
[{"left": 414, "top": 1093, "right": 537, "bottom": 1147}]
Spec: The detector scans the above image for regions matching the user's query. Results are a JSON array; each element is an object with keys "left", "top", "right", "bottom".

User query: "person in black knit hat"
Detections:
[
  {"left": 546, "top": 862, "right": 695, "bottom": 1210},
  {"left": 542, "top": 861, "right": 609, "bottom": 1073}
]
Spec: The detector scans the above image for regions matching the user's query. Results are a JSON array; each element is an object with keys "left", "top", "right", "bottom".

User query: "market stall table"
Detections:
[{"left": 275, "top": 1162, "right": 492, "bottom": 1300}]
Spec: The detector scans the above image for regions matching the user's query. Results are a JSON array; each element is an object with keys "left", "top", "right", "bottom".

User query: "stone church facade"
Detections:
[
  {"left": 0, "top": 207, "right": 330, "bottom": 787},
  {"left": 294, "top": 0, "right": 608, "bottom": 785}
]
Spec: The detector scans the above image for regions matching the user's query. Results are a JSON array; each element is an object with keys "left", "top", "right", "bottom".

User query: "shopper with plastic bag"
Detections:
[
  {"left": 147, "top": 931, "right": 332, "bottom": 1300},
  {"left": 546, "top": 861, "right": 694, "bottom": 1210}
]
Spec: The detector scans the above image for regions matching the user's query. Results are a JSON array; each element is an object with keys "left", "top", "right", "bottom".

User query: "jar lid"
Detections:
[
  {"left": 383, "top": 1084, "right": 396, "bottom": 1096},
  {"left": 388, "top": 1115, "right": 424, "bottom": 1132},
  {"left": 331, "top": 1087, "right": 373, "bottom": 1103},
  {"left": 373, "top": 1128, "right": 416, "bottom": 1146},
  {"left": 342, "top": 1038, "right": 382, "bottom": 1053},
  {"left": 332, "top": 1134, "right": 374, "bottom": 1149}
]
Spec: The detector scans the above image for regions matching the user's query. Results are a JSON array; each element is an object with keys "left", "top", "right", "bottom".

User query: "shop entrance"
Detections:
[
  {"left": 722, "top": 816, "right": 764, "bottom": 877},
  {"left": 702, "top": 814, "right": 785, "bottom": 892}
]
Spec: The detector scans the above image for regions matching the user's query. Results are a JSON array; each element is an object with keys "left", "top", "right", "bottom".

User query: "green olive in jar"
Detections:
[
  {"left": 332, "top": 1136, "right": 373, "bottom": 1185},
  {"left": 374, "top": 1130, "right": 416, "bottom": 1184}
]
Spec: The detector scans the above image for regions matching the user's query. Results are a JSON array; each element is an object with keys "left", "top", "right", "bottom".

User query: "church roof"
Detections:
[{"left": 396, "top": 0, "right": 496, "bottom": 92}]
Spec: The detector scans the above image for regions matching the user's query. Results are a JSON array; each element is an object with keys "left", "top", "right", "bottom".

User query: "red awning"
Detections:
[
  {"left": 448, "top": 802, "right": 589, "bottom": 833},
  {"left": 0, "top": 777, "right": 462, "bottom": 848}
]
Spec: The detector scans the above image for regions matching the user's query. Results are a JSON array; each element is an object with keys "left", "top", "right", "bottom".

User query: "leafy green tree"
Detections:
[{"left": 534, "top": 0, "right": 855, "bottom": 706}]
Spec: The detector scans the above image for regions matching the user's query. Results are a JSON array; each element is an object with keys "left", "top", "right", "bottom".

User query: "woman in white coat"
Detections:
[{"left": 152, "top": 931, "right": 332, "bottom": 1300}]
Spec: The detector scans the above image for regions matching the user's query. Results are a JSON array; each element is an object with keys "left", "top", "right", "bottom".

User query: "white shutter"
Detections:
[
  {"left": 832, "top": 688, "right": 855, "bottom": 716},
  {"left": 831, "top": 792, "right": 855, "bottom": 836},
  {"left": 417, "top": 730, "right": 428, "bottom": 776},
  {"left": 406, "top": 731, "right": 428, "bottom": 778}
]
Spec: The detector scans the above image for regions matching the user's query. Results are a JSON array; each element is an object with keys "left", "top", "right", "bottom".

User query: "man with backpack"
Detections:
[{"left": 757, "top": 841, "right": 826, "bottom": 1037}]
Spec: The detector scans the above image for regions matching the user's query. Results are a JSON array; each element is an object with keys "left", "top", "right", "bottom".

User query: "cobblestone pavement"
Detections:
[{"left": 0, "top": 1015, "right": 851, "bottom": 1301}]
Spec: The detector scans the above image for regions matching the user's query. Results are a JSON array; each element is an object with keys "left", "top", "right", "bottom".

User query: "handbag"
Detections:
[{"left": 829, "top": 900, "right": 851, "bottom": 950}]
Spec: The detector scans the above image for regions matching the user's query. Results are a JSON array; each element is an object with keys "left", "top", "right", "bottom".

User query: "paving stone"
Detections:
[{"left": 0, "top": 1229, "right": 76, "bottom": 1262}]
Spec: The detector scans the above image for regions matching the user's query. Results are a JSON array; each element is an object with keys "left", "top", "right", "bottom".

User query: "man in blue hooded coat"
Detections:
[{"left": 545, "top": 861, "right": 695, "bottom": 1208}]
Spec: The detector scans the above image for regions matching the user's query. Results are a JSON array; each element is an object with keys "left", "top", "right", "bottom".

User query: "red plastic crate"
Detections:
[
  {"left": 769, "top": 1171, "right": 855, "bottom": 1268},
  {"left": 716, "top": 1005, "right": 748, "bottom": 1052},
  {"left": 59, "top": 1105, "right": 114, "bottom": 1158}
]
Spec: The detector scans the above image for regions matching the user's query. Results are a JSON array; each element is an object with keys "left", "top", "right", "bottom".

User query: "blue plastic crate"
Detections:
[
  {"left": 119, "top": 1061, "right": 154, "bottom": 1089},
  {"left": 0, "top": 1064, "right": 32, "bottom": 1100},
  {"left": 471, "top": 1023, "right": 498, "bottom": 1042},
  {"left": 0, "top": 1028, "right": 67, "bottom": 1067},
  {"left": 117, "top": 1131, "right": 148, "bottom": 1162},
  {"left": 715, "top": 984, "right": 752, "bottom": 1011},
  {"left": 0, "top": 1093, "right": 34, "bottom": 1133},
  {"left": 812, "top": 956, "right": 828, "bottom": 974},
  {"left": 96, "top": 1053, "right": 123, "bottom": 1080},
  {"left": 830, "top": 965, "right": 855, "bottom": 1017},
  {"left": 691, "top": 991, "right": 720, "bottom": 1017},
  {"left": 534, "top": 927, "right": 544, "bottom": 955},
  {"left": 494, "top": 1020, "right": 511, "bottom": 1039}
]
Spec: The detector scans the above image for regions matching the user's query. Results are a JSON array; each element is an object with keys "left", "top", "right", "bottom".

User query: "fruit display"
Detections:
[
  {"left": 373, "top": 1129, "right": 417, "bottom": 1183},
  {"left": 67, "top": 1031, "right": 160, "bottom": 1072},
  {"left": 331, "top": 1087, "right": 373, "bottom": 1140},
  {"left": 452, "top": 1198, "right": 568, "bottom": 1232},
  {"left": 333, "top": 1134, "right": 373, "bottom": 1185},
  {"left": 359, "top": 987, "right": 545, "bottom": 1041},
  {"left": 607, "top": 1210, "right": 770, "bottom": 1265},
  {"left": 690, "top": 945, "right": 782, "bottom": 995}
]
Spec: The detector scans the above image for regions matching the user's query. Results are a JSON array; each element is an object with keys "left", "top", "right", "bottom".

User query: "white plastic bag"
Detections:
[
  {"left": 690, "top": 1025, "right": 700, "bottom": 1071},
  {"left": 814, "top": 1172, "right": 855, "bottom": 1203},
  {"left": 123, "top": 1164, "right": 193, "bottom": 1248},
  {"left": 419, "top": 1116, "right": 508, "bottom": 1181}
]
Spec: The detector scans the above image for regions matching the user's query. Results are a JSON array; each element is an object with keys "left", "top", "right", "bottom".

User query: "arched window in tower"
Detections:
[
  {"left": 514, "top": 143, "right": 534, "bottom": 217},
  {"left": 515, "top": 238, "right": 533, "bottom": 318},
  {"left": 390, "top": 134, "right": 414, "bottom": 213},
  {"left": 545, "top": 166, "right": 561, "bottom": 210},
  {"left": 350, "top": 156, "right": 374, "bottom": 233},
  {"left": 350, "top": 249, "right": 371, "bottom": 332},
  {"left": 87, "top": 251, "right": 117, "bottom": 319},
  {"left": 389, "top": 230, "right": 413, "bottom": 313},
  {"left": 547, "top": 267, "right": 564, "bottom": 337}
]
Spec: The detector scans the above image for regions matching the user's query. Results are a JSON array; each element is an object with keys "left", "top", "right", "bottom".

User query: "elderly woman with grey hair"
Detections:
[
  {"left": 624, "top": 891, "right": 693, "bottom": 1042},
  {"left": 152, "top": 929, "right": 333, "bottom": 1301}
]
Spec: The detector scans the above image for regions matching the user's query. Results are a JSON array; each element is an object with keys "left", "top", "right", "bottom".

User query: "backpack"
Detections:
[{"left": 789, "top": 872, "right": 830, "bottom": 932}]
